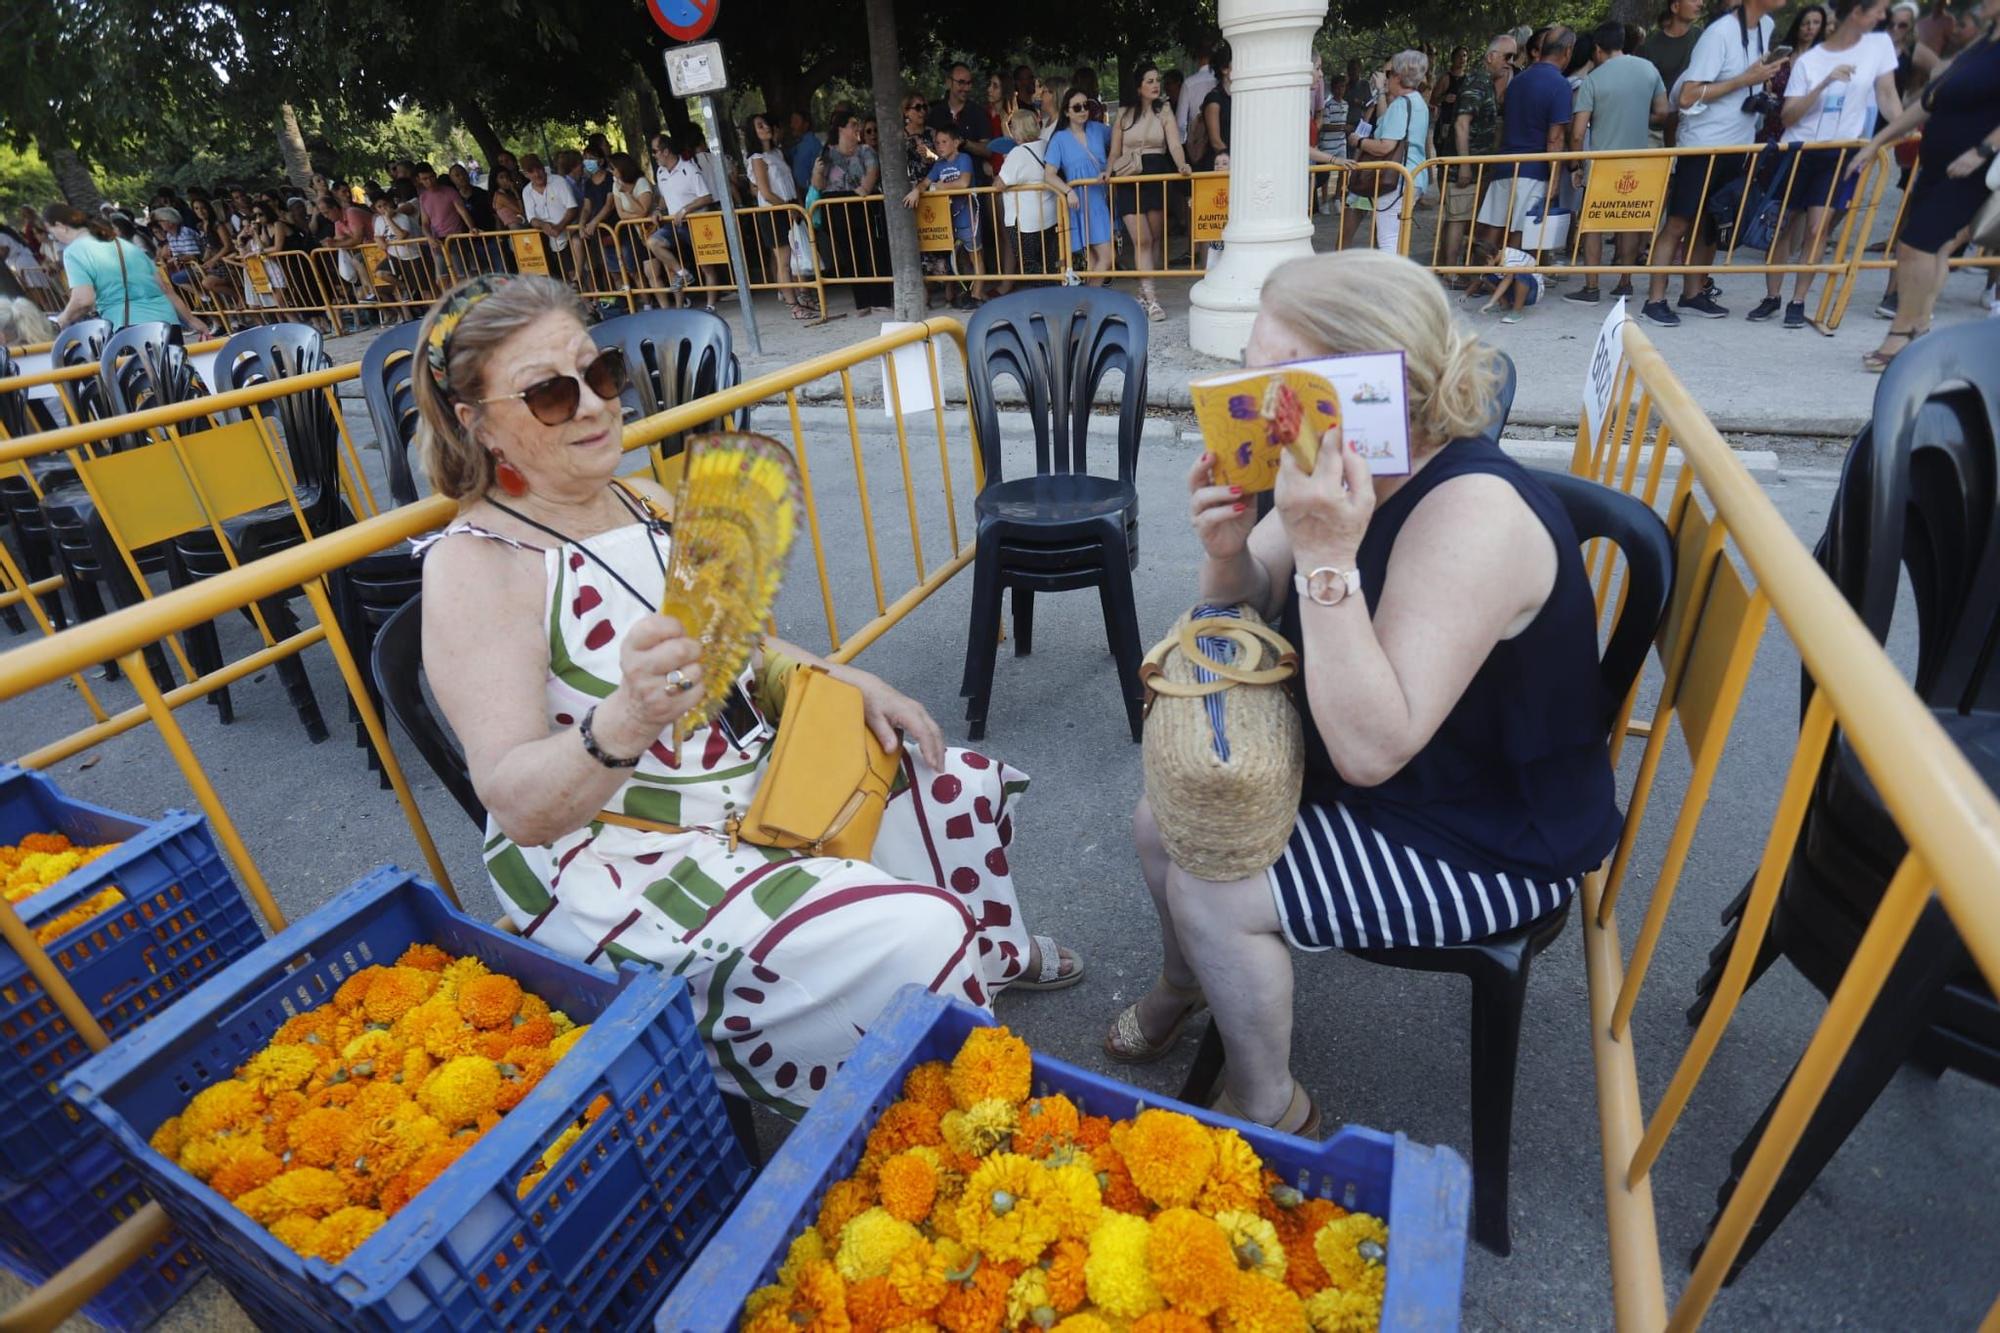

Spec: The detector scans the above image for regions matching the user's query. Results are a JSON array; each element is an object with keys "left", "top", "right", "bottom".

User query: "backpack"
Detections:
[{"left": 1184, "top": 104, "right": 1210, "bottom": 166}]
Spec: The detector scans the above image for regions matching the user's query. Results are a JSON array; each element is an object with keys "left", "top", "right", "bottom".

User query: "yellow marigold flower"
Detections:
[
  {"left": 436, "top": 955, "right": 490, "bottom": 1000},
  {"left": 236, "top": 1045, "right": 321, "bottom": 1099},
  {"left": 395, "top": 942, "right": 451, "bottom": 972},
  {"left": 344, "top": 1103, "right": 449, "bottom": 1183},
  {"left": 901, "top": 1061, "right": 955, "bottom": 1117},
  {"left": 333, "top": 965, "right": 388, "bottom": 1013},
  {"left": 1312, "top": 1213, "right": 1388, "bottom": 1296},
  {"left": 178, "top": 1134, "right": 240, "bottom": 1182},
  {"left": 363, "top": 967, "right": 436, "bottom": 1024},
  {"left": 1149, "top": 1207, "right": 1237, "bottom": 1315},
  {"left": 275, "top": 1008, "right": 339, "bottom": 1050},
  {"left": 1117, "top": 1109, "right": 1216, "bottom": 1210},
  {"left": 340, "top": 1028, "right": 403, "bottom": 1066},
  {"left": 941, "top": 1098, "right": 1017, "bottom": 1160},
  {"left": 417, "top": 1056, "right": 503, "bottom": 1129},
  {"left": 181, "top": 1080, "right": 265, "bottom": 1140},
  {"left": 149, "top": 1115, "right": 184, "bottom": 1161},
  {"left": 268, "top": 1212, "right": 318, "bottom": 1255},
  {"left": 547, "top": 1024, "right": 590, "bottom": 1062},
  {"left": 515, "top": 1168, "right": 546, "bottom": 1200},
  {"left": 1305, "top": 1286, "right": 1382, "bottom": 1333},
  {"left": 816, "top": 1176, "right": 876, "bottom": 1244},
  {"left": 250, "top": 1166, "right": 348, "bottom": 1221},
  {"left": 1217, "top": 1209, "right": 1287, "bottom": 1283},
  {"left": 887, "top": 1236, "right": 959, "bottom": 1314},
  {"left": 877, "top": 1149, "right": 939, "bottom": 1224},
  {"left": 1084, "top": 1211, "right": 1163, "bottom": 1318},
  {"left": 548, "top": 1009, "right": 575, "bottom": 1035},
  {"left": 286, "top": 1107, "right": 357, "bottom": 1170},
  {"left": 378, "top": 1139, "right": 469, "bottom": 1216},
  {"left": 303, "top": 1205, "right": 386, "bottom": 1263},
  {"left": 1200, "top": 1127, "right": 1267, "bottom": 1215},
  {"left": 778, "top": 1227, "right": 829, "bottom": 1287},
  {"left": 517, "top": 992, "right": 551, "bottom": 1023},
  {"left": 207, "top": 1142, "right": 284, "bottom": 1202},
  {"left": 1014, "top": 1093, "right": 1082, "bottom": 1159},
  {"left": 1038, "top": 1161, "right": 1103, "bottom": 1242},
  {"left": 1217, "top": 1271, "right": 1307, "bottom": 1332},
  {"left": 1134, "top": 1313, "right": 1213, "bottom": 1333},
  {"left": 33, "top": 886, "right": 125, "bottom": 945},
  {"left": 947, "top": 1025, "right": 1032, "bottom": 1110},
  {"left": 456, "top": 973, "right": 524, "bottom": 1030},
  {"left": 397, "top": 997, "right": 469, "bottom": 1059},
  {"left": 1044, "top": 1236, "right": 1089, "bottom": 1313},
  {"left": 1006, "top": 1266, "right": 1054, "bottom": 1329},
  {"left": 399, "top": 1047, "right": 436, "bottom": 1089},
  {"left": 1050, "top": 1315, "right": 1116, "bottom": 1333},
  {"left": 836, "top": 1206, "right": 924, "bottom": 1282},
  {"left": 957, "top": 1152, "right": 1058, "bottom": 1265}
]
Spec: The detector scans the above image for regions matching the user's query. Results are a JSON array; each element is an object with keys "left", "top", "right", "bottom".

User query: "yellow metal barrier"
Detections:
[
  {"left": 1567, "top": 321, "right": 2000, "bottom": 1328},
  {"left": 0, "top": 314, "right": 985, "bottom": 1330},
  {"left": 1414, "top": 141, "right": 1888, "bottom": 329},
  {"left": 1826, "top": 158, "right": 2000, "bottom": 328}
]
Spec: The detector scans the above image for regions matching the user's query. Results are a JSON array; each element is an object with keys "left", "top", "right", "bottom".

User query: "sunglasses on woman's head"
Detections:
[{"left": 477, "top": 347, "right": 629, "bottom": 425}]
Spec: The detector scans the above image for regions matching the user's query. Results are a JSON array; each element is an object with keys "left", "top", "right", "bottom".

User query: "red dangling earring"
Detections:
[{"left": 493, "top": 452, "right": 529, "bottom": 497}]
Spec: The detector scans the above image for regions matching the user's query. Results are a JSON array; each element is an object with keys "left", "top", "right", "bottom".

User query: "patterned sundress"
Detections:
[{"left": 432, "top": 518, "right": 1034, "bottom": 1116}]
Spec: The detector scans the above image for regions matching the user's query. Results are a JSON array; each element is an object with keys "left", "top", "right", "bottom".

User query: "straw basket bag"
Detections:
[{"left": 1139, "top": 604, "right": 1304, "bottom": 882}]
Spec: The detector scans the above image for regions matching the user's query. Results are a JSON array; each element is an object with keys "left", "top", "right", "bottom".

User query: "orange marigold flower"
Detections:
[
  {"left": 935, "top": 1260, "right": 1011, "bottom": 1333},
  {"left": 516, "top": 992, "right": 551, "bottom": 1024},
  {"left": 1044, "top": 1236, "right": 1089, "bottom": 1313},
  {"left": 340, "top": 1027, "right": 403, "bottom": 1067},
  {"left": 495, "top": 1051, "right": 554, "bottom": 1113},
  {"left": 287, "top": 1106, "right": 358, "bottom": 1170},
  {"left": 456, "top": 974, "right": 523, "bottom": 1030},
  {"left": 1050, "top": 1315, "right": 1116, "bottom": 1333},
  {"left": 901, "top": 1061, "right": 956, "bottom": 1118},
  {"left": 1149, "top": 1207, "right": 1237, "bottom": 1316},
  {"left": 207, "top": 1142, "right": 285, "bottom": 1201},
  {"left": 437, "top": 955, "right": 491, "bottom": 1000},
  {"left": 744, "top": 1259, "right": 849, "bottom": 1333},
  {"left": 275, "top": 1008, "right": 339, "bottom": 1050},
  {"left": 508, "top": 1015, "right": 558, "bottom": 1049},
  {"left": 398, "top": 998, "right": 471, "bottom": 1060},
  {"left": 1015, "top": 1093, "right": 1082, "bottom": 1159},
  {"left": 178, "top": 1134, "right": 241, "bottom": 1182},
  {"left": 1098, "top": 1145, "right": 1150, "bottom": 1215},
  {"left": 1217, "top": 1271, "right": 1306, "bottom": 1332},
  {"left": 877, "top": 1149, "right": 939, "bottom": 1224},
  {"left": 1133, "top": 1313, "right": 1213, "bottom": 1333},
  {"left": 181, "top": 1080, "right": 265, "bottom": 1140},
  {"left": 863, "top": 1099, "right": 944, "bottom": 1166},
  {"left": 378, "top": 1139, "right": 469, "bottom": 1216},
  {"left": 268, "top": 1212, "right": 318, "bottom": 1255},
  {"left": 242, "top": 1166, "right": 348, "bottom": 1222},
  {"left": 1199, "top": 1127, "right": 1266, "bottom": 1216},
  {"left": 363, "top": 967, "right": 437, "bottom": 1024},
  {"left": 816, "top": 1176, "right": 876, "bottom": 1244},
  {"left": 333, "top": 965, "right": 389, "bottom": 1013},
  {"left": 846, "top": 1274, "right": 918, "bottom": 1333},
  {"left": 418, "top": 1056, "right": 503, "bottom": 1129},
  {"left": 303, "top": 1205, "right": 386, "bottom": 1263},
  {"left": 1268, "top": 1196, "right": 1345, "bottom": 1297},
  {"left": 886, "top": 1236, "right": 951, "bottom": 1312},
  {"left": 148, "top": 1115, "right": 184, "bottom": 1161},
  {"left": 395, "top": 942, "right": 451, "bottom": 972},
  {"left": 946, "top": 1026, "right": 1032, "bottom": 1111},
  {"left": 348, "top": 1079, "right": 412, "bottom": 1121},
  {"left": 1075, "top": 1115, "right": 1113, "bottom": 1153},
  {"left": 343, "top": 1103, "right": 449, "bottom": 1183},
  {"left": 1117, "top": 1109, "right": 1216, "bottom": 1210},
  {"left": 17, "top": 832, "right": 71, "bottom": 855}
]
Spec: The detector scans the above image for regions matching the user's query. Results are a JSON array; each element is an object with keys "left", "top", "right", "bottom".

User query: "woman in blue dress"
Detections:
[{"left": 1042, "top": 84, "right": 1116, "bottom": 281}]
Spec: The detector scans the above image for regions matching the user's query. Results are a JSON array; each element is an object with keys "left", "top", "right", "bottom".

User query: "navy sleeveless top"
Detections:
[{"left": 1279, "top": 437, "right": 1622, "bottom": 880}]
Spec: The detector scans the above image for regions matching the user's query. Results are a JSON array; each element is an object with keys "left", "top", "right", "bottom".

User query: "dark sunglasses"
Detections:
[
  {"left": 1068, "top": 101, "right": 1090, "bottom": 111},
  {"left": 478, "top": 347, "right": 628, "bottom": 424}
]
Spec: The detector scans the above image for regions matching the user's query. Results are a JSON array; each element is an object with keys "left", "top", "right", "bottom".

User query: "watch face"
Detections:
[{"left": 1307, "top": 568, "right": 1346, "bottom": 605}]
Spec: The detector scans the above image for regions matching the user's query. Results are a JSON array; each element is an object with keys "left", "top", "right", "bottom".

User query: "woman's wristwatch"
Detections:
[
  {"left": 578, "top": 705, "right": 643, "bottom": 768},
  {"left": 1295, "top": 565, "right": 1362, "bottom": 607}
]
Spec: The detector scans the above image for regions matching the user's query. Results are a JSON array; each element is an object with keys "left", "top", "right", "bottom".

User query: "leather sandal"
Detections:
[
  {"left": 1009, "top": 934, "right": 1086, "bottom": 992},
  {"left": 1104, "top": 976, "right": 1206, "bottom": 1062},
  {"left": 1213, "top": 1080, "right": 1322, "bottom": 1138}
]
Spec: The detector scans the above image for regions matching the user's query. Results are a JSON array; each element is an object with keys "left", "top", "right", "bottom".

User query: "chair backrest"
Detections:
[
  {"left": 370, "top": 595, "right": 488, "bottom": 828},
  {"left": 1819, "top": 322, "right": 2000, "bottom": 715},
  {"left": 1530, "top": 468, "right": 1675, "bottom": 733},
  {"left": 1489, "top": 350, "right": 1518, "bottom": 443},
  {"left": 98, "top": 320, "right": 202, "bottom": 424},
  {"left": 0, "top": 346, "right": 24, "bottom": 439},
  {"left": 360, "top": 321, "right": 425, "bottom": 506},
  {"left": 218, "top": 322, "right": 344, "bottom": 532},
  {"left": 51, "top": 318, "right": 111, "bottom": 423},
  {"left": 963, "top": 288, "right": 1149, "bottom": 487},
  {"left": 589, "top": 308, "right": 747, "bottom": 459}
]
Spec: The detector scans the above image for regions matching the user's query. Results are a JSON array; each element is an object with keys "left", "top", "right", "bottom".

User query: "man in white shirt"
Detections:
[
  {"left": 1642, "top": 0, "right": 1785, "bottom": 325},
  {"left": 519, "top": 153, "right": 581, "bottom": 280},
  {"left": 1177, "top": 41, "right": 1218, "bottom": 137},
  {"left": 645, "top": 134, "right": 724, "bottom": 305}
]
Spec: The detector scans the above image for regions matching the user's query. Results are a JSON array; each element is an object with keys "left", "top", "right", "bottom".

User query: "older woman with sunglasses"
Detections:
[{"left": 414, "top": 275, "right": 1080, "bottom": 1116}]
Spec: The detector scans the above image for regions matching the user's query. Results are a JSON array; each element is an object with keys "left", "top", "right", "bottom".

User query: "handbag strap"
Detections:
[{"left": 1139, "top": 617, "right": 1298, "bottom": 699}]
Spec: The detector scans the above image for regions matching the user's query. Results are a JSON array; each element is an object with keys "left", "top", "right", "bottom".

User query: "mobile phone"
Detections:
[{"left": 1769, "top": 44, "right": 1793, "bottom": 59}]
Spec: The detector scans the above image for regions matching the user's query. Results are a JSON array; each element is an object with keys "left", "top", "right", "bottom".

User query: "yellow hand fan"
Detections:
[{"left": 658, "top": 431, "right": 804, "bottom": 728}]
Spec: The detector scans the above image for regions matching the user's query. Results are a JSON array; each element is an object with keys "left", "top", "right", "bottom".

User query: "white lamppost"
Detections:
[{"left": 1187, "top": 0, "right": 1329, "bottom": 360}]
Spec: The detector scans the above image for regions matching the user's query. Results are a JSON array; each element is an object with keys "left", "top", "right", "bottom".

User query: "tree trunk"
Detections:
[
  {"left": 864, "top": 0, "right": 924, "bottom": 322},
  {"left": 275, "top": 102, "right": 315, "bottom": 191},
  {"left": 34, "top": 130, "right": 103, "bottom": 212},
  {"left": 454, "top": 94, "right": 506, "bottom": 169}
]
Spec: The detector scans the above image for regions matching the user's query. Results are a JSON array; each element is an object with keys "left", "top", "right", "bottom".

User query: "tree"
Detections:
[
  {"left": 275, "top": 104, "right": 315, "bottom": 191},
  {"left": 865, "top": 0, "right": 925, "bottom": 321}
]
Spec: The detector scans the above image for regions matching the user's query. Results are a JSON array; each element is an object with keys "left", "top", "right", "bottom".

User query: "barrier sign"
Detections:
[
  {"left": 1191, "top": 175, "right": 1229, "bottom": 243},
  {"left": 245, "top": 256, "right": 273, "bottom": 295},
  {"left": 511, "top": 232, "right": 550, "bottom": 275},
  {"left": 360, "top": 243, "right": 388, "bottom": 284},
  {"left": 1579, "top": 157, "right": 1671, "bottom": 234},
  {"left": 917, "top": 194, "right": 955, "bottom": 252},
  {"left": 1583, "top": 297, "right": 1631, "bottom": 446},
  {"left": 688, "top": 213, "right": 732, "bottom": 266}
]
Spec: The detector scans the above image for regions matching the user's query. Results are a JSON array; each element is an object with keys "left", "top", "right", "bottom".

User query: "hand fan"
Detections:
[{"left": 658, "top": 431, "right": 803, "bottom": 728}]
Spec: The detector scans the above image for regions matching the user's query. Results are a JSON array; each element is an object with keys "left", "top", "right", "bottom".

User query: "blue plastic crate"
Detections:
[
  {"left": 0, "top": 765, "right": 264, "bottom": 1189},
  {"left": 659, "top": 985, "right": 1472, "bottom": 1332},
  {"left": 0, "top": 1134, "right": 202, "bottom": 1329},
  {"left": 64, "top": 868, "right": 756, "bottom": 1332}
]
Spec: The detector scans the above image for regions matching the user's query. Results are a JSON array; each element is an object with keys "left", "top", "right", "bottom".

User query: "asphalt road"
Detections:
[{"left": 0, "top": 389, "right": 1993, "bottom": 1331}]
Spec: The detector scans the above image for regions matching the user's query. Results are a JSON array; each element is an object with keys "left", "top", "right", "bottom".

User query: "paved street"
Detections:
[{"left": 2, "top": 290, "right": 1995, "bottom": 1329}]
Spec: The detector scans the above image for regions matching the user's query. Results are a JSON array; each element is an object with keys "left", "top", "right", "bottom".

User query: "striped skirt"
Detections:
[{"left": 1269, "top": 800, "right": 1578, "bottom": 951}]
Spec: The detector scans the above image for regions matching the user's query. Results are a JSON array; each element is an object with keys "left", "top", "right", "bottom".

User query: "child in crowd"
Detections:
[
  {"left": 1480, "top": 245, "right": 1543, "bottom": 323},
  {"left": 903, "top": 123, "right": 986, "bottom": 308}
]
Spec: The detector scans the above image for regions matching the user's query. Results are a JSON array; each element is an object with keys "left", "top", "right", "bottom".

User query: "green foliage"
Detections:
[{"left": 0, "top": 146, "right": 57, "bottom": 216}]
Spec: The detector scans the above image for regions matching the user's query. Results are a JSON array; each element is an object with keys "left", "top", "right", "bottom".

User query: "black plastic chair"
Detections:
[
  {"left": 589, "top": 308, "right": 748, "bottom": 475},
  {"left": 1490, "top": 351, "right": 1518, "bottom": 443},
  {"left": 370, "top": 594, "right": 764, "bottom": 1164},
  {"left": 1688, "top": 321, "right": 2000, "bottom": 1283},
  {"left": 48, "top": 319, "right": 111, "bottom": 424},
  {"left": 958, "top": 288, "right": 1149, "bottom": 741},
  {"left": 0, "top": 344, "right": 69, "bottom": 632},
  {"left": 1179, "top": 468, "right": 1674, "bottom": 1257}
]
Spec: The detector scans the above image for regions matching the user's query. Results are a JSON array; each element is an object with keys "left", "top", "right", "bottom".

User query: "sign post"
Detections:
[{"left": 666, "top": 40, "right": 762, "bottom": 356}]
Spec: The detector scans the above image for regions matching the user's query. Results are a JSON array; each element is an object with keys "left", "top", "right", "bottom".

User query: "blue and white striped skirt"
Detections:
[{"left": 1269, "top": 800, "right": 1578, "bottom": 951}]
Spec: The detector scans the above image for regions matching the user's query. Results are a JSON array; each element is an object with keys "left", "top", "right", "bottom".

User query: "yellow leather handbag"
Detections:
[{"left": 737, "top": 664, "right": 901, "bottom": 859}]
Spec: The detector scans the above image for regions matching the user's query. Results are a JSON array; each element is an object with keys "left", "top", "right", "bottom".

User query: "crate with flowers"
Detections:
[
  {"left": 658, "top": 986, "right": 1470, "bottom": 1332},
  {"left": 65, "top": 867, "right": 755, "bottom": 1332}
]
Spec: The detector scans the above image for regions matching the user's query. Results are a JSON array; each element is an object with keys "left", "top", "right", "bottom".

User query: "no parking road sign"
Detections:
[{"left": 648, "top": 0, "right": 719, "bottom": 42}]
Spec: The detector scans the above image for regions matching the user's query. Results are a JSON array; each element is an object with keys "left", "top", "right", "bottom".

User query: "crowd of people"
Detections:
[{"left": 2, "top": 0, "right": 1993, "bottom": 365}]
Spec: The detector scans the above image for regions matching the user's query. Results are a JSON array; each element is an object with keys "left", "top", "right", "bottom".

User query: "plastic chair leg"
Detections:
[
  {"left": 1688, "top": 897, "right": 1783, "bottom": 1027},
  {"left": 262, "top": 593, "right": 330, "bottom": 744},
  {"left": 1177, "top": 1014, "right": 1227, "bottom": 1108},
  {"left": 0, "top": 601, "right": 21, "bottom": 635},
  {"left": 1467, "top": 952, "right": 1530, "bottom": 1256},
  {"left": 1012, "top": 588, "right": 1035, "bottom": 657},
  {"left": 1693, "top": 896, "right": 1963, "bottom": 1284},
  {"left": 961, "top": 535, "right": 1005, "bottom": 741},
  {"left": 1096, "top": 534, "right": 1145, "bottom": 742}
]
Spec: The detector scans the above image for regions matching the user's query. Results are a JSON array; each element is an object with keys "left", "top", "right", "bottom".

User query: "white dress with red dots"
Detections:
[{"left": 432, "top": 519, "right": 1034, "bottom": 1117}]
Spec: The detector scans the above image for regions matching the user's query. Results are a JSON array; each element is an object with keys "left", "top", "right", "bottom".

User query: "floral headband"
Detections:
[{"left": 424, "top": 273, "right": 510, "bottom": 397}]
